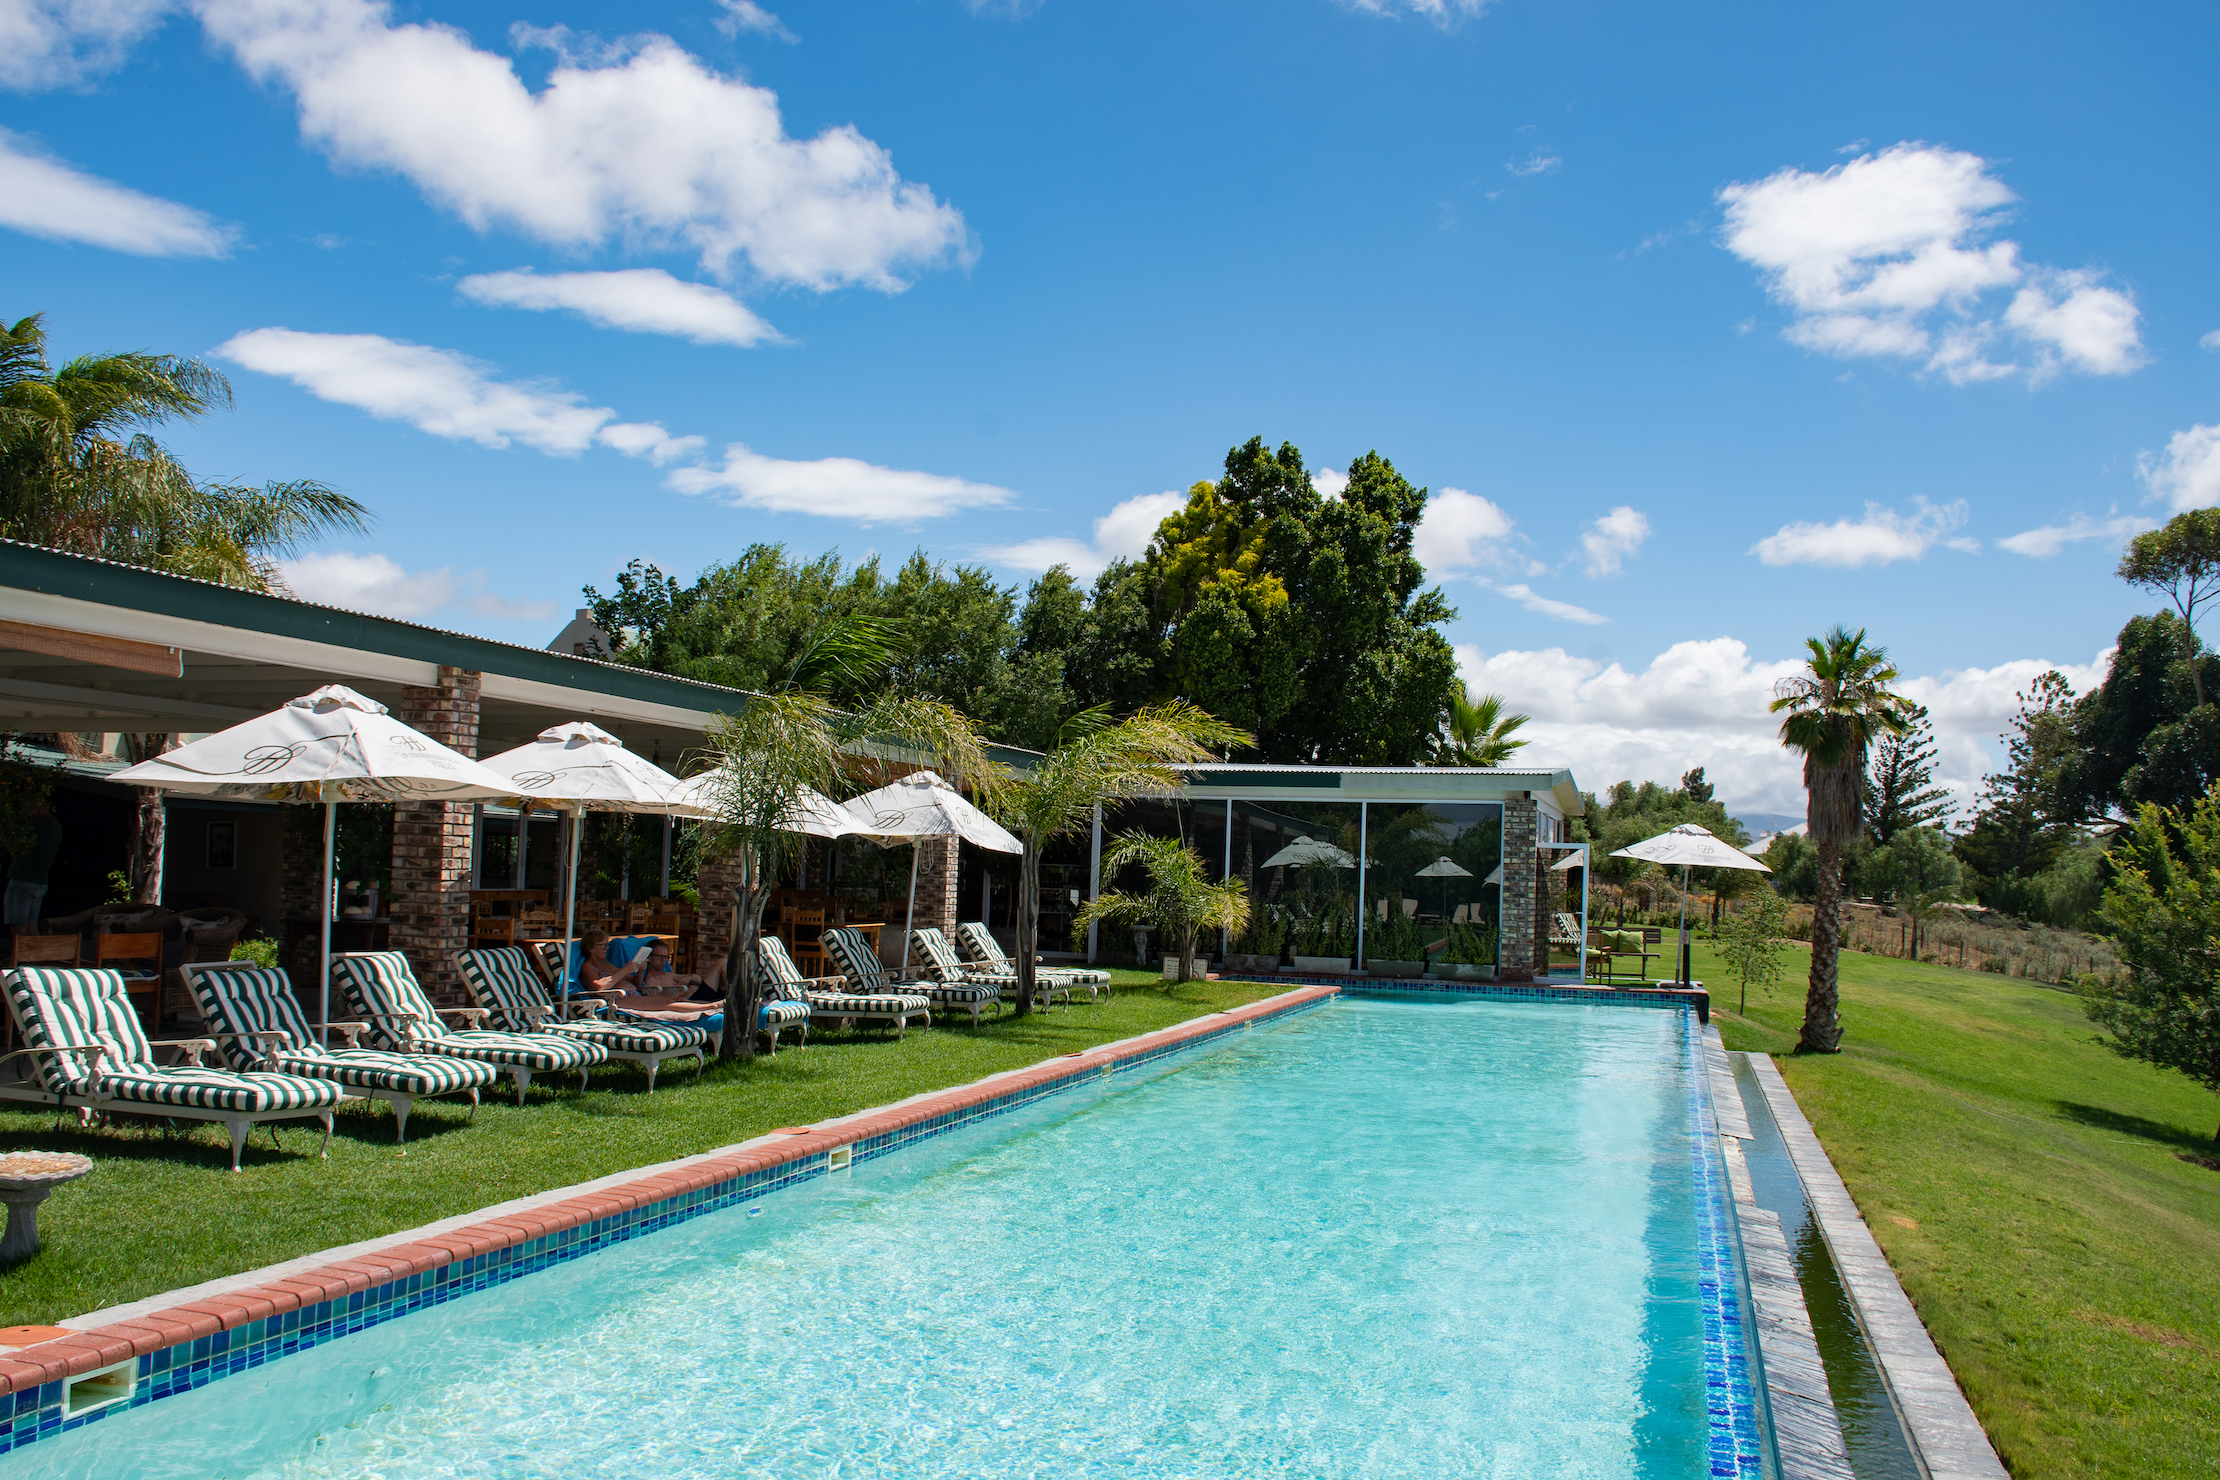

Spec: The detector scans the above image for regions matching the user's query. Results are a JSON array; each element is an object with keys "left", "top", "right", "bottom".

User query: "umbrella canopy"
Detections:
[
  {"left": 1415, "top": 856, "right": 1473, "bottom": 879},
  {"left": 477, "top": 721, "right": 684, "bottom": 815},
  {"left": 842, "top": 770, "right": 1018, "bottom": 967},
  {"left": 844, "top": 771, "right": 1021, "bottom": 853},
  {"left": 663, "top": 773, "right": 870, "bottom": 838},
  {"left": 110, "top": 683, "right": 515, "bottom": 801},
  {"left": 111, "top": 684, "right": 516, "bottom": 1043},
  {"left": 1259, "top": 837, "right": 1357, "bottom": 869},
  {"left": 1609, "top": 824, "right": 1772, "bottom": 873}
]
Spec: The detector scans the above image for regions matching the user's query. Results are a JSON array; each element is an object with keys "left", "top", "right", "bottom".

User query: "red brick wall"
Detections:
[
  {"left": 390, "top": 667, "right": 480, "bottom": 1003},
  {"left": 1499, "top": 797, "right": 1538, "bottom": 981}
]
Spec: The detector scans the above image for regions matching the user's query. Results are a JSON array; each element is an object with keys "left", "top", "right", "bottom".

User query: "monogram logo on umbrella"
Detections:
[
  {"left": 241, "top": 744, "right": 300, "bottom": 774},
  {"left": 388, "top": 735, "right": 430, "bottom": 753},
  {"left": 515, "top": 770, "right": 558, "bottom": 790}
]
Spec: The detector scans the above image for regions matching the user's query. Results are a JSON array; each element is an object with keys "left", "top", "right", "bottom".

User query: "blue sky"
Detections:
[{"left": 4, "top": 0, "right": 2216, "bottom": 812}]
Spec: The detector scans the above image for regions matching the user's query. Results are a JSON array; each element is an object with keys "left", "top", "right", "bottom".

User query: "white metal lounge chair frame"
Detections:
[{"left": 455, "top": 946, "right": 711, "bottom": 1089}]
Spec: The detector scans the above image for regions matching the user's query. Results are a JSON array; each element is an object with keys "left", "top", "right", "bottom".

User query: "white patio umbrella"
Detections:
[
  {"left": 842, "top": 770, "right": 1020, "bottom": 968},
  {"left": 1259, "top": 837, "right": 1357, "bottom": 869},
  {"left": 1609, "top": 824, "right": 1772, "bottom": 984},
  {"left": 1414, "top": 855, "right": 1472, "bottom": 922},
  {"left": 477, "top": 722, "right": 689, "bottom": 993},
  {"left": 110, "top": 684, "right": 517, "bottom": 1041},
  {"left": 663, "top": 772, "right": 868, "bottom": 838}
]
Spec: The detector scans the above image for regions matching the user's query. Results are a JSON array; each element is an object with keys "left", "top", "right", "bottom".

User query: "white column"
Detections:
[
  {"left": 1354, "top": 803, "right": 1368, "bottom": 968},
  {"left": 1221, "top": 798, "right": 1233, "bottom": 957},
  {"left": 1085, "top": 802, "right": 1103, "bottom": 963}
]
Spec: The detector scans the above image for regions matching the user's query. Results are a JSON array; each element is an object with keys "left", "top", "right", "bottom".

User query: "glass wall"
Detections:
[
  {"left": 1227, "top": 800, "right": 1364, "bottom": 968},
  {"left": 1357, "top": 803, "right": 1502, "bottom": 970}
]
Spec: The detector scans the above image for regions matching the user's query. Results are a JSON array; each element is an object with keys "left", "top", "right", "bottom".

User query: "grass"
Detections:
[
  {"left": 1700, "top": 941, "right": 2220, "bottom": 1480},
  {"left": 0, "top": 968, "right": 1269, "bottom": 1329}
]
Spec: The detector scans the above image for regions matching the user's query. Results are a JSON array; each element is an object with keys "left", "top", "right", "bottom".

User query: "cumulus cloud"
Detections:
[
  {"left": 279, "top": 551, "right": 555, "bottom": 622},
  {"left": 1580, "top": 506, "right": 1649, "bottom": 576},
  {"left": 215, "top": 327, "right": 697, "bottom": 460},
  {"left": 1311, "top": 467, "right": 1348, "bottom": 499},
  {"left": 2202, "top": 330, "right": 2220, "bottom": 352},
  {"left": 1996, "top": 512, "right": 2154, "bottom": 558},
  {"left": 195, "top": 0, "right": 970, "bottom": 289},
  {"left": 1482, "top": 582, "right": 1606, "bottom": 625},
  {"left": 1750, "top": 497, "right": 1973, "bottom": 568},
  {"left": 1334, "top": 0, "right": 1493, "bottom": 26},
  {"left": 1718, "top": 142, "right": 2143, "bottom": 384},
  {"left": 2140, "top": 423, "right": 2220, "bottom": 513},
  {"left": 667, "top": 443, "right": 1016, "bottom": 522},
  {"left": 0, "top": 127, "right": 235, "bottom": 256},
  {"left": 1458, "top": 637, "right": 2110, "bottom": 815},
  {"left": 982, "top": 490, "right": 1184, "bottom": 580},
  {"left": 456, "top": 268, "right": 779, "bottom": 346},
  {"left": 0, "top": 0, "right": 173, "bottom": 89},
  {"left": 715, "top": 0, "right": 796, "bottom": 41},
  {"left": 1413, "top": 488, "right": 1515, "bottom": 575}
]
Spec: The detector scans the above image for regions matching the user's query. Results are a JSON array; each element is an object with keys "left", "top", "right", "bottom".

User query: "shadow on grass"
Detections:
[{"left": 2055, "top": 1100, "right": 2220, "bottom": 1154}]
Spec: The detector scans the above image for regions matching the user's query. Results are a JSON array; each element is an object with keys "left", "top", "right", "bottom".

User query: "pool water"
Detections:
[{"left": 27, "top": 998, "right": 1747, "bottom": 1479}]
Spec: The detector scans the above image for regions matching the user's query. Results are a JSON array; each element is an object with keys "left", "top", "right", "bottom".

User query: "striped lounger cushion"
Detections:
[
  {"left": 459, "top": 948, "right": 712, "bottom": 1055},
  {"left": 907, "top": 929, "right": 1013, "bottom": 1003},
  {"left": 335, "top": 952, "right": 607, "bottom": 1074},
  {"left": 7, "top": 966, "right": 342, "bottom": 1110},
  {"left": 805, "top": 990, "right": 931, "bottom": 1015},
  {"left": 819, "top": 929, "right": 933, "bottom": 1011},
  {"left": 955, "top": 923, "right": 1111, "bottom": 986},
  {"left": 189, "top": 964, "right": 499, "bottom": 1097}
]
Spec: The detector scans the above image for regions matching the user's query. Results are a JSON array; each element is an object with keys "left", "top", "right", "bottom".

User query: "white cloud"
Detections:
[
  {"left": 1506, "top": 152, "right": 1561, "bottom": 178},
  {"left": 667, "top": 443, "right": 1016, "bottom": 522},
  {"left": 1311, "top": 467, "right": 1348, "bottom": 499},
  {"left": 0, "top": 0, "right": 173, "bottom": 89},
  {"left": 1717, "top": 142, "right": 2143, "bottom": 385},
  {"left": 195, "top": 0, "right": 970, "bottom": 290},
  {"left": 0, "top": 127, "right": 234, "bottom": 256},
  {"left": 982, "top": 490, "right": 1184, "bottom": 580},
  {"left": 1483, "top": 582, "right": 1606, "bottom": 625},
  {"left": 216, "top": 327, "right": 697, "bottom": 461},
  {"left": 456, "top": 268, "right": 779, "bottom": 347},
  {"left": 1413, "top": 488, "right": 1515, "bottom": 575},
  {"left": 1750, "top": 497, "right": 1971, "bottom": 568},
  {"left": 1996, "top": 512, "right": 2154, "bottom": 558},
  {"left": 1457, "top": 637, "right": 2109, "bottom": 816},
  {"left": 1334, "top": 0, "right": 1493, "bottom": 26},
  {"left": 2140, "top": 422, "right": 2220, "bottom": 512},
  {"left": 1580, "top": 506, "right": 1649, "bottom": 576},
  {"left": 715, "top": 0, "right": 796, "bottom": 41},
  {"left": 279, "top": 551, "right": 555, "bottom": 622},
  {"left": 2202, "top": 330, "right": 2220, "bottom": 352}
]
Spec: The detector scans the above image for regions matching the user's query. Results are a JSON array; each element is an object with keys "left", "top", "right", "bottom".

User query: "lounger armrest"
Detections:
[
  {"left": 438, "top": 1006, "right": 491, "bottom": 1027},
  {"left": 0, "top": 1043, "right": 106, "bottom": 1076},
  {"left": 329, "top": 1021, "right": 370, "bottom": 1046},
  {"left": 802, "top": 975, "right": 847, "bottom": 990},
  {"left": 149, "top": 1036, "right": 217, "bottom": 1067},
  {"left": 350, "top": 1011, "right": 426, "bottom": 1047},
  {"left": 198, "top": 1028, "right": 294, "bottom": 1066}
]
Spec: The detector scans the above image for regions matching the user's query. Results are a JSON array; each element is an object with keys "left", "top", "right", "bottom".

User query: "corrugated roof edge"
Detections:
[{"left": 1181, "top": 763, "right": 1573, "bottom": 778}]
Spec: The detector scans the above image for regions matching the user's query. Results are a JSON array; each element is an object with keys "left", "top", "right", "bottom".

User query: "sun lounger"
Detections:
[
  {"left": 2, "top": 965, "right": 342, "bottom": 1171},
  {"left": 182, "top": 961, "right": 496, "bottom": 1147},
  {"left": 891, "top": 928, "right": 1010, "bottom": 1025},
  {"left": 331, "top": 951, "right": 609, "bottom": 1106},
  {"left": 759, "top": 936, "right": 929, "bottom": 1038},
  {"left": 955, "top": 922, "right": 1108, "bottom": 1003},
  {"left": 455, "top": 947, "right": 711, "bottom": 1089}
]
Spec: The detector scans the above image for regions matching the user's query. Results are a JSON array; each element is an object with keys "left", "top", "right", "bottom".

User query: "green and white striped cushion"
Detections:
[
  {"left": 192, "top": 963, "right": 498, "bottom": 1095},
  {"left": 93, "top": 1064, "right": 342, "bottom": 1112},
  {"left": 455, "top": 947, "right": 556, "bottom": 1033},
  {"left": 804, "top": 988, "right": 929, "bottom": 1015},
  {"left": 333, "top": 952, "right": 451, "bottom": 1045},
  {"left": 913, "top": 982, "right": 1002, "bottom": 1007},
  {"left": 553, "top": 1018, "right": 711, "bottom": 1055},
  {"left": 271, "top": 1047, "right": 496, "bottom": 1095},
  {"left": 822, "top": 927, "right": 900, "bottom": 992},
  {"left": 8, "top": 966, "right": 158, "bottom": 1090},
  {"left": 754, "top": 937, "right": 820, "bottom": 1002},
  {"left": 910, "top": 927, "right": 1008, "bottom": 988},
  {"left": 955, "top": 922, "right": 1111, "bottom": 986},
  {"left": 411, "top": 1030, "right": 607, "bottom": 1073},
  {"left": 759, "top": 998, "right": 810, "bottom": 1027}
]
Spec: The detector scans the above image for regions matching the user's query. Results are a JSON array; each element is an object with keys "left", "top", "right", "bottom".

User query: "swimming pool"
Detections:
[{"left": 14, "top": 995, "right": 1770, "bottom": 1478}]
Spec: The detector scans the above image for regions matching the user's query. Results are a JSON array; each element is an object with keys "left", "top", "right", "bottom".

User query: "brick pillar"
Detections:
[
  {"left": 910, "top": 837, "right": 960, "bottom": 960},
  {"left": 695, "top": 850, "right": 745, "bottom": 974},
  {"left": 390, "top": 667, "right": 480, "bottom": 1003},
  {"left": 1499, "top": 797, "right": 1538, "bottom": 981}
]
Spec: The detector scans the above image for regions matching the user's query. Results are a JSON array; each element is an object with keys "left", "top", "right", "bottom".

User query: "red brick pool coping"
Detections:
[{"left": 0, "top": 982, "right": 1339, "bottom": 1398}]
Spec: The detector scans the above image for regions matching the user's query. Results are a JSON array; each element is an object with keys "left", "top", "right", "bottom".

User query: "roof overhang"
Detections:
[{"left": 1175, "top": 763, "right": 1583, "bottom": 816}]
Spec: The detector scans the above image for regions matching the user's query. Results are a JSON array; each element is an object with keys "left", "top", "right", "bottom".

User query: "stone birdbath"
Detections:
[{"left": 0, "top": 1152, "right": 92, "bottom": 1262}]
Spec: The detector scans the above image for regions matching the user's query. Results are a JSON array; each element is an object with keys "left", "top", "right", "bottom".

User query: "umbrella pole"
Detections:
[
  {"left": 901, "top": 846, "right": 920, "bottom": 971},
  {"left": 564, "top": 807, "right": 583, "bottom": 999},
  {"left": 1679, "top": 863, "right": 1690, "bottom": 985},
  {"left": 318, "top": 799, "right": 336, "bottom": 1049}
]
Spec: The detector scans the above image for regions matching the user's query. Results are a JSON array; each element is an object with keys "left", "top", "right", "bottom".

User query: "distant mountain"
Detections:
[{"left": 1733, "top": 812, "right": 1805, "bottom": 836}]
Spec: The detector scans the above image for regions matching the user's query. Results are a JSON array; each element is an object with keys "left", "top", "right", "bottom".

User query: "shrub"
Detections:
[{"left": 230, "top": 936, "right": 281, "bottom": 969}]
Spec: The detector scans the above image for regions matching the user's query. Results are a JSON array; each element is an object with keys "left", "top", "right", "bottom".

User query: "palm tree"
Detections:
[
  {"left": 1076, "top": 834, "right": 1250, "bottom": 983},
  {"left": 991, "top": 702, "right": 1250, "bottom": 1014},
  {"left": 0, "top": 313, "right": 368, "bottom": 590},
  {"left": 1436, "top": 682, "right": 1530, "bottom": 766},
  {"left": 1770, "top": 626, "right": 1913, "bottom": 1052},
  {"left": 695, "top": 692, "right": 992, "bottom": 1060}
]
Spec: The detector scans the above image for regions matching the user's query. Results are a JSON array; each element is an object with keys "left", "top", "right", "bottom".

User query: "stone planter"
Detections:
[
  {"left": 1445, "top": 963, "right": 1497, "bottom": 981},
  {"left": 1364, "top": 959, "right": 1426, "bottom": 979},
  {"left": 1224, "top": 953, "right": 1273, "bottom": 974},
  {"left": 1161, "top": 955, "right": 1205, "bottom": 981},
  {"left": 1290, "top": 954, "right": 1350, "bottom": 974}
]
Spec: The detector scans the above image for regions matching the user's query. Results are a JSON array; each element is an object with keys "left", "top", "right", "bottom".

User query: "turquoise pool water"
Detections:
[{"left": 25, "top": 997, "right": 1752, "bottom": 1479}]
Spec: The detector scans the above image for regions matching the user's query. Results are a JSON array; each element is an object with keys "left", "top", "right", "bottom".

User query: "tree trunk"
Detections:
[
  {"left": 1801, "top": 841, "right": 1844, "bottom": 1052},
  {"left": 1013, "top": 838, "right": 1039, "bottom": 1017},
  {"left": 721, "top": 855, "right": 765, "bottom": 1062},
  {"left": 125, "top": 733, "right": 170, "bottom": 904},
  {"left": 1178, "top": 927, "right": 1199, "bottom": 983}
]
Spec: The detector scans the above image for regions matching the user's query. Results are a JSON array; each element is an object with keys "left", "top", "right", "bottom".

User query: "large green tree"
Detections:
[
  {"left": 1771, "top": 626, "right": 1913, "bottom": 1053},
  {"left": 1957, "top": 671, "right": 2084, "bottom": 898},
  {"left": 1864, "top": 703, "right": 1953, "bottom": 845},
  {"left": 2118, "top": 509, "right": 2220, "bottom": 707}
]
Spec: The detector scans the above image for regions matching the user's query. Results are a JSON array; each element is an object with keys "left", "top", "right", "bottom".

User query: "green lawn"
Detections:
[
  {"left": 0, "top": 969, "right": 1270, "bottom": 1329},
  {"left": 1701, "top": 941, "right": 2220, "bottom": 1480}
]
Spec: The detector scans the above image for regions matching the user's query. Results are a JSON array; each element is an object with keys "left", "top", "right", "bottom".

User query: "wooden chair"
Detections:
[
  {"left": 788, "top": 906, "right": 827, "bottom": 978},
  {"left": 95, "top": 930, "right": 165, "bottom": 1034}
]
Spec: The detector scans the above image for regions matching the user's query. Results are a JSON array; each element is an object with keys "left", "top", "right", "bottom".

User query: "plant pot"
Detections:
[
  {"left": 1365, "top": 959, "right": 1426, "bottom": 979},
  {"left": 1224, "top": 953, "right": 1271, "bottom": 973},
  {"left": 1449, "top": 963, "right": 1496, "bottom": 981},
  {"left": 1290, "top": 954, "right": 1349, "bottom": 974}
]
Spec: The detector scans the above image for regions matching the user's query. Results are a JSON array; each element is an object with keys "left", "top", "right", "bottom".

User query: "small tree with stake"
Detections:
[
  {"left": 2084, "top": 788, "right": 2220, "bottom": 1142},
  {"left": 1719, "top": 887, "right": 1790, "bottom": 1016}
]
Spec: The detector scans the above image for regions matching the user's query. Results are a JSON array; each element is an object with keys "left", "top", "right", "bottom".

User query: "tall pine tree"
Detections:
[{"left": 1864, "top": 703, "right": 1953, "bottom": 845}]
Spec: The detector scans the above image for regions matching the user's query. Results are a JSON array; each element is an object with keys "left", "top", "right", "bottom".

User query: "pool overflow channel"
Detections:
[{"left": 0, "top": 983, "right": 1965, "bottom": 1478}]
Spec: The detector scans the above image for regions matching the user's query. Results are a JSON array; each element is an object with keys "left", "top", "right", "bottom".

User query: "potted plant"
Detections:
[
  {"left": 1437, "top": 921, "right": 1498, "bottom": 980},
  {"left": 1290, "top": 903, "right": 1354, "bottom": 973},
  {"left": 1075, "top": 833, "right": 1250, "bottom": 984},
  {"left": 1225, "top": 909, "right": 1284, "bottom": 973},
  {"left": 1363, "top": 910, "right": 1427, "bottom": 979}
]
